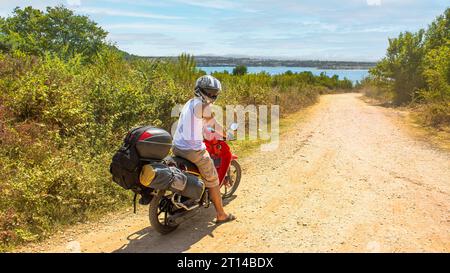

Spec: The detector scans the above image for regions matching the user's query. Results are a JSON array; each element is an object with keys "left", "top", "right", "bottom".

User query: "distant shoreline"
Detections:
[
  {"left": 198, "top": 66, "right": 369, "bottom": 82},
  {"left": 194, "top": 57, "right": 376, "bottom": 69},
  {"left": 121, "top": 52, "right": 377, "bottom": 70},
  {"left": 197, "top": 65, "right": 371, "bottom": 70}
]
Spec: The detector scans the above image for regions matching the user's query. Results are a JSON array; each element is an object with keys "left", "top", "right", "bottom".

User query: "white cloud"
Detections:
[
  {"left": 367, "top": 0, "right": 382, "bottom": 6},
  {"left": 67, "top": 0, "right": 81, "bottom": 6},
  {"left": 74, "top": 7, "right": 183, "bottom": 20},
  {"left": 105, "top": 23, "right": 205, "bottom": 33},
  {"left": 174, "top": 0, "right": 238, "bottom": 10},
  {"left": 101, "top": 0, "right": 171, "bottom": 8}
]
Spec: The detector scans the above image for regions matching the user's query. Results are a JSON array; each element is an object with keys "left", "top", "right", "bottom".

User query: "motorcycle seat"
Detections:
[{"left": 171, "top": 156, "right": 200, "bottom": 176}]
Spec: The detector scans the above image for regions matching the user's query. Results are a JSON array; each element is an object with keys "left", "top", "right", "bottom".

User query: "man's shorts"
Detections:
[{"left": 172, "top": 146, "right": 220, "bottom": 188}]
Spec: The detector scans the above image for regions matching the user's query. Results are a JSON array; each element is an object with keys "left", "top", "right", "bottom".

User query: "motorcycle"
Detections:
[{"left": 148, "top": 123, "right": 241, "bottom": 234}]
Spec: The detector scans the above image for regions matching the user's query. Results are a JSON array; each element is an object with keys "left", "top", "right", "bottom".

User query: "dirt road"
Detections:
[{"left": 21, "top": 93, "right": 450, "bottom": 253}]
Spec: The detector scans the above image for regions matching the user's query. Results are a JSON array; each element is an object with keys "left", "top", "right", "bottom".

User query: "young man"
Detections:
[{"left": 172, "top": 75, "right": 236, "bottom": 224}]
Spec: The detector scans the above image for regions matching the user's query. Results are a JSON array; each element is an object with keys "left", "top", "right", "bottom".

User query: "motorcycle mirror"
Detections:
[{"left": 230, "top": 123, "right": 239, "bottom": 131}]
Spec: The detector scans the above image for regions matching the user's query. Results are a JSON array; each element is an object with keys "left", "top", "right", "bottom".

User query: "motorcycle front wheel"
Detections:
[
  {"left": 149, "top": 190, "right": 179, "bottom": 235},
  {"left": 221, "top": 160, "right": 242, "bottom": 199}
]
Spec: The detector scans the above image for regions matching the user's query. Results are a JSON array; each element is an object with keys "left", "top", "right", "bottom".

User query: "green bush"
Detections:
[
  {"left": 232, "top": 65, "right": 248, "bottom": 76},
  {"left": 364, "top": 7, "right": 450, "bottom": 127},
  {"left": 370, "top": 31, "right": 426, "bottom": 105},
  {"left": 420, "top": 102, "right": 450, "bottom": 127},
  {"left": 420, "top": 44, "right": 450, "bottom": 103}
]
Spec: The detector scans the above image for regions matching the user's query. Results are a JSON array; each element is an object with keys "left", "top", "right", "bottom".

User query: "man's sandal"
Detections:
[{"left": 215, "top": 214, "right": 236, "bottom": 224}]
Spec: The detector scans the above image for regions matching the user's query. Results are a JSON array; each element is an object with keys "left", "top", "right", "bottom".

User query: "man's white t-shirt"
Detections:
[{"left": 173, "top": 97, "right": 211, "bottom": 151}]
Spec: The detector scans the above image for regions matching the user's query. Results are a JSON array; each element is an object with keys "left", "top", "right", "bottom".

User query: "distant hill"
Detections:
[
  {"left": 115, "top": 50, "right": 376, "bottom": 70},
  {"left": 193, "top": 56, "right": 376, "bottom": 69}
]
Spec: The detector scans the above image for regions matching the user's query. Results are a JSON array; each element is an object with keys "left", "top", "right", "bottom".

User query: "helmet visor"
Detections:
[{"left": 203, "top": 88, "right": 219, "bottom": 99}]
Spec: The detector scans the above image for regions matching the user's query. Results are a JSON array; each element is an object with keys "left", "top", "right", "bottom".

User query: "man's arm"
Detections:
[
  {"left": 204, "top": 113, "right": 225, "bottom": 138},
  {"left": 202, "top": 104, "right": 226, "bottom": 139}
]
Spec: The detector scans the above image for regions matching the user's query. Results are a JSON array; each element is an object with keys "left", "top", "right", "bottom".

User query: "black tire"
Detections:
[
  {"left": 221, "top": 160, "right": 241, "bottom": 199},
  {"left": 149, "top": 191, "right": 178, "bottom": 235}
]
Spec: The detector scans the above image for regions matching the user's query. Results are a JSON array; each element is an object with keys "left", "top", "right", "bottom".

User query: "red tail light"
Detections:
[{"left": 138, "top": 131, "right": 153, "bottom": 141}]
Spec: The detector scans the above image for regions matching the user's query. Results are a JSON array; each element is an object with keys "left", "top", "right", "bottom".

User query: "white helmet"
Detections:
[{"left": 194, "top": 75, "right": 222, "bottom": 104}]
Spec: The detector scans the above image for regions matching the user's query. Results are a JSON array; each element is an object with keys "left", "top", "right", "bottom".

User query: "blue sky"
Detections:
[{"left": 0, "top": 0, "right": 448, "bottom": 61}]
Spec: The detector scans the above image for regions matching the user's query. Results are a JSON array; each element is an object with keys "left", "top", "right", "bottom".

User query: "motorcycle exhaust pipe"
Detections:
[
  {"left": 171, "top": 194, "right": 200, "bottom": 211},
  {"left": 168, "top": 208, "right": 201, "bottom": 225}
]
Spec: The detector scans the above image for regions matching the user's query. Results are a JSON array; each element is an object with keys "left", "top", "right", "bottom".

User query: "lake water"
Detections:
[{"left": 198, "top": 66, "right": 369, "bottom": 83}]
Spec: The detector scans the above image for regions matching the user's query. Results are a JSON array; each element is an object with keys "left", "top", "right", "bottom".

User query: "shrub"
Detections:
[
  {"left": 232, "top": 65, "right": 248, "bottom": 76},
  {"left": 364, "top": 7, "right": 450, "bottom": 127},
  {"left": 420, "top": 103, "right": 450, "bottom": 127}
]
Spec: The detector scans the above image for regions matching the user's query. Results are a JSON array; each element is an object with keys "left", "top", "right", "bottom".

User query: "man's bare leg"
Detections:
[{"left": 208, "top": 185, "right": 229, "bottom": 221}]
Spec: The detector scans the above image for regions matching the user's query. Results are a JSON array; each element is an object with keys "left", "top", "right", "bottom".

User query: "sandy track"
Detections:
[{"left": 20, "top": 93, "right": 450, "bottom": 253}]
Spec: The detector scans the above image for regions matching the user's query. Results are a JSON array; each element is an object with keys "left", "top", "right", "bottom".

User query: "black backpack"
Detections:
[{"left": 109, "top": 126, "right": 154, "bottom": 192}]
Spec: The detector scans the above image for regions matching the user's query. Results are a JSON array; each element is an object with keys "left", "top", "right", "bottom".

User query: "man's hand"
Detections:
[{"left": 226, "top": 131, "right": 235, "bottom": 140}]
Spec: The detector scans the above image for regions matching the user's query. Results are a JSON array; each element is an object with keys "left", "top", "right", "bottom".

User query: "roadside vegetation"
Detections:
[
  {"left": 0, "top": 6, "right": 353, "bottom": 251},
  {"left": 358, "top": 8, "right": 449, "bottom": 129}
]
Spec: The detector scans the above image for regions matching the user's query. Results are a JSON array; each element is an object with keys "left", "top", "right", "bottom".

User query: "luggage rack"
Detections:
[{"left": 140, "top": 158, "right": 165, "bottom": 164}]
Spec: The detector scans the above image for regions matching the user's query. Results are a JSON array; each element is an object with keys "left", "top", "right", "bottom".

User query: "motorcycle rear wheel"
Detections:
[
  {"left": 221, "top": 160, "right": 242, "bottom": 199},
  {"left": 149, "top": 191, "right": 179, "bottom": 235}
]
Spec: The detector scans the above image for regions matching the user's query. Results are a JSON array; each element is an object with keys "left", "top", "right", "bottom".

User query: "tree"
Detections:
[
  {"left": 420, "top": 8, "right": 450, "bottom": 102},
  {"left": 0, "top": 6, "right": 107, "bottom": 61},
  {"left": 167, "top": 53, "right": 198, "bottom": 88},
  {"left": 422, "top": 45, "right": 450, "bottom": 101},
  {"left": 285, "top": 70, "right": 294, "bottom": 76},
  {"left": 0, "top": 17, "right": 12, "bottom": 52},
  {"left": 369, "top": 8, "right": 450, "bottom": 105},
  {"left": 371, "top": 30, "right": 426, "bottom": 104},
  {"left": 233, "top": 65, "right": 248, "bottom": 76},
  {"left": 424, "top": 8, "right": 450, "bottom": 51}
]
